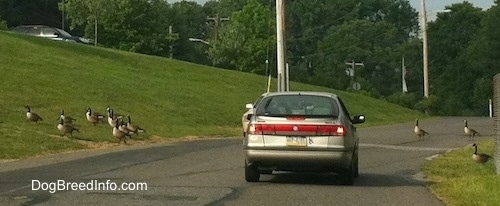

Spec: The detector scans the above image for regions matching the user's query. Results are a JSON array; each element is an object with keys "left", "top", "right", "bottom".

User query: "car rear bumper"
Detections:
[{"left": 245, "top": 149, "right": 352, "bottom": 170}]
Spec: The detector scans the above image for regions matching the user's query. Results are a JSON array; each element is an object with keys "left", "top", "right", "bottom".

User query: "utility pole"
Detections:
[
  {"left": 345, "top": 61, "right": 364, "bottom": 91},
  {"left": 61, "top": 0, "right": 65, "bottom": 30},
  {"left": 421, "top": 0, "right": 429, "bottom": 98},
  {"left": 207, "top": 14, "right": 230, "bottom": 39},
  {"left": 276, "top": 0, "right": 287, "bottom": 92},
  {"left": 166, "top": 25, "right": 179, "bottom": 59}
]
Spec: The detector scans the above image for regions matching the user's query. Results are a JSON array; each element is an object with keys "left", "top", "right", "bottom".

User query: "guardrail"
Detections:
[{"left": 494, "top": 73, "right": 500, "bottom": 174}]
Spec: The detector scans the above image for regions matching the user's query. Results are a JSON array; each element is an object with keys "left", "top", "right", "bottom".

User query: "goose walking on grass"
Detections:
[
  {"left": 472, "top": 143, "right": 491, "bottom": 164},
  {"left": 107, "top": 109, "right": 118, "bottom": 128},
  {"left": 58, "top": 109, "right": 76, "bottom": 124},
  {"left": 414, "top": 119, "right": 429, "bottom": 141},
  {"left": 464, "top": 120, "right": 479, "bottom": 141},
  {"left": 117, "top": 119, "right": 135, "bottom": 136},
  {"left": 25, "top": 105, "right": 43, "bottom": 122},
  {"left": 86, "top": 107, "right": 105, "bottom": 125},
  {"left": 126, "top": 115, "right": 146, "bottom": 136},
  {"left": 57, "top": 118, "right": 79, "bottom": 137},
  {"left": 106, "top": 106, "right": 123, "bottom": 119},
  {"left": 113, "top": 119, "right": 131, "bottom": 143}
]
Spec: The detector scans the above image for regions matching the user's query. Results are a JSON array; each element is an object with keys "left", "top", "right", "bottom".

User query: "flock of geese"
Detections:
[
  {"left": 414, "top": 118, "right": 492, "bottom": 164},
  {"left": 24, "top": 105, "right": 146, "bottom": 144}
]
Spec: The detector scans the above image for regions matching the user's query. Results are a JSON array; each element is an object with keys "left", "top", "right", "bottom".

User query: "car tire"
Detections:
[
  {"left": 339, "top": 165, "right": 354, "bottom": 185},
  {"left": 340, "top": 154, "right": 355, "bottom": 185},
  {"left": 353, "top": 149, "right": 359, "bottom": 178},
  {"left": 245, "top": 161, "right": 260, "bottom": 182}
]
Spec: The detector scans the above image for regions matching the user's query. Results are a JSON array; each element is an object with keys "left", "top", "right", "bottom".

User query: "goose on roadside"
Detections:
[
  {"left": 25, "top": 105, "right": 43, "bottom": 122},
  {"left": 58, "top": 109, "right": 76, "bottom": 124},
  {"left": 472, "top": 143, "right": 491, "bottom": 164},
  {"left": 86, "top": 107, "right": 105, "bottom": 125},
  {"left": 106, "top": 106, "right": 123, "bottom": 119},
  {"left": 57, "top": 118, "right": 79, "bottom": 137},
  {"left": 115, "top": 117, "right": 135, "bottom": 136},
  {"left": 414, "top": 119, "right": 429, "bottom": 141},
  {"left": 464, "top": 120, "right": 479, "bottom": 141},
  {"left": 113, "top": 119, "right": 130, "bottom": 143},
  {"left": 126, "top": 115, "right": 146, "bottom": 136},
  {"left": 107, "top": 109, "right": 118, "bottom": 128}
]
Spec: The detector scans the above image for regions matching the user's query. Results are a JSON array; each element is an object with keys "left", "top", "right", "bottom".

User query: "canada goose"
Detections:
[
  {"left": 106, "top": 106, "right": 123, "bottom": 119},
  {"left": 57, "top": 118, "right": 79, "bottom": 137},
  {"left": 86, "top": 107, "right": 105, "bottom": 125},
  {"left": 118, "top": 120, "right": 135, "bottom": 136},
  {"left": 126, "top": 115, "right": 146, "bottom": 135},
  {"left": 464, "top": 120, "right": 479, "bottom": 141},
  {"left": 113, "top": 119, "right": 130, "bottom": 143},
  {"left": 58, "top": 109, "right": 76, "bottom": 124},
  {"left": 107, "top": 109, "right": 118, "bottom": 128},
  {"left": 25, "top": 105, "right": 43, "bottom": 122},
  {"left": 472, "top": 143, "right": 491, "bottom": 164},
  {"left": 414, "top": 119, "right": 429, "bottom": 141}
]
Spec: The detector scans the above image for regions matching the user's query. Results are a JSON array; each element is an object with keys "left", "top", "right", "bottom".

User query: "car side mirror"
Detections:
[
  {"left": 245, "top": 103, "right": 253, "bottom": 109},
  {"left": 352, "top": 115, "right": 365, "bottom": 124}
]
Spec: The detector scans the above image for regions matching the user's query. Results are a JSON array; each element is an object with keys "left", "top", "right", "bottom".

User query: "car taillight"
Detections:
[
  {"left": 248, "top": 124, "right": 347, "bottom": 136},
  {"left": 316, "top": 125, "right": 347, "bottom": 136}
]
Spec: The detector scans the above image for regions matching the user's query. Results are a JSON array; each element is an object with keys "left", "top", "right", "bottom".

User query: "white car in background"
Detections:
[
  {"left": 12, "top": 25, "right": 93, "bottom": 45},
  {"left": 242, "top": 94, "right": 266, "bottom": 137}
]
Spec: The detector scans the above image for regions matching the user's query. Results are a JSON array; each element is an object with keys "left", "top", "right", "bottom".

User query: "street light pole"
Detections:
[
  {"left": 421, "top": 0, "right": 429, "bottom": 98},
  {"left": 276, "top": 0, "right": 287, "bottom": 92}
]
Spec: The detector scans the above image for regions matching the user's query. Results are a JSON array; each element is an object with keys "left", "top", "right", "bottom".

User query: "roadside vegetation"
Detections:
[
  {"left": 424, "top": 139, "right": 500, "bottom": 205},
  {"left": 0, "top": 31, "right": 426, "bottom": 159}
]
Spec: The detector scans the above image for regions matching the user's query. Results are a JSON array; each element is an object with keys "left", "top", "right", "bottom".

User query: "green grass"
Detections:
[
  {"left": 0, "top": 30, "right": 426, "bottom": 159},
  {"left": 424, "top": 139, "right": 500, "bottom": 205}
]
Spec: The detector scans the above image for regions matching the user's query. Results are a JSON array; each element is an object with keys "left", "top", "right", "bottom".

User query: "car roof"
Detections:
[
  {"left": 261, "top": 91, "right": 338, "bottom": 98},
  {"left": 15, "top": 25, "right": 50, "bottom": 28}
]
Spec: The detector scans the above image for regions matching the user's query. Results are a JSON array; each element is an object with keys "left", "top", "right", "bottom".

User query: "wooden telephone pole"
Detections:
[{"left": 166, "top": 25, "right": 179, "bottom": 59}]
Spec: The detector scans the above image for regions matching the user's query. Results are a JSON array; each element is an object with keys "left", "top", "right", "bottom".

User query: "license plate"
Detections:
[{"left": 286, "top": 136, "right": 307, "bottom": 147}]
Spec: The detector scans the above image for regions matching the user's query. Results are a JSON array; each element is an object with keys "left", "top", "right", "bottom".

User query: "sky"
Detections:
[{"left": 168, "top": 0, "right": 495, "bottom": 11}]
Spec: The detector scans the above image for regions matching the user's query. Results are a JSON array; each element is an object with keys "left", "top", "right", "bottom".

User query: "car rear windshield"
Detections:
[{"left": 255, "top": 95, "right": 339, "bottom": 117}]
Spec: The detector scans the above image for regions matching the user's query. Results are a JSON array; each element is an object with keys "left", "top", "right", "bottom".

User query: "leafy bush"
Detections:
[
  {"left": 0, "top": 16, "right": 7, "bottom": 30},
  {"left": 387, "top": 92, "right": 417, "bottom": 109}
]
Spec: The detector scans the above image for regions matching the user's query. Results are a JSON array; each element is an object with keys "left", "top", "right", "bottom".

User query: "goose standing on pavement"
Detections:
[
  {"left": 472, "top": 143, "right": 491, "bottom": 164},
  {"left": 464, "top": 120, "right": 479, "bottom": 141},
  {"left": 414, "top": 119, "right": 429, "bottom": 141},
  {"left": 25, "top": 105, "right": 43, "bottom": 122}
]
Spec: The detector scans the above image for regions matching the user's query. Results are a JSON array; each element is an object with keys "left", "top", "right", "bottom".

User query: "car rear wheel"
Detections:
[
  {"left": 245, "top": 161, "right": 260, "bottom": 182},
  {"left": 353, "top": 149, "right": 359, "bottom": 177},
  {"left": 339, "top": 164, "right": 354, "bottom": 185},
  {"left": 340, "top": 152, "right": 356, "bottom": 185}
]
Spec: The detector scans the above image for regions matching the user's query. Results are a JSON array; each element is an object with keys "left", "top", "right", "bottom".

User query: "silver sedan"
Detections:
[{"left": 243, "top": 91, "right": 365, "bottom": 185}]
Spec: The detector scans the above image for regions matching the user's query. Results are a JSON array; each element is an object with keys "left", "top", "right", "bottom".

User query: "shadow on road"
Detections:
[{"left": 261, "top": 172, "right": 427, "bottom": 187}]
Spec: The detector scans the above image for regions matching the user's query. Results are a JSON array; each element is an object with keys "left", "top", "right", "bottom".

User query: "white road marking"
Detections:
[{"left": 360, "top": 143, "right": 454, "bottom": 152}]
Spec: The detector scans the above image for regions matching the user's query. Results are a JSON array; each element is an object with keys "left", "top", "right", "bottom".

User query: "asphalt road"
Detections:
[{"left": 0, "top": 117, "right": 495, "bottom": 206}]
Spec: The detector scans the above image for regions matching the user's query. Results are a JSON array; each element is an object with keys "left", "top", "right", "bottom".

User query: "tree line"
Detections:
[{"left": 1, "top": 0, "right": 499, "bottom": 116}]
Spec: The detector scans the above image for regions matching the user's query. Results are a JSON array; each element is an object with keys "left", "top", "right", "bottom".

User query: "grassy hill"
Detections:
[{"left": 0, "top": 31, "right": 426, "bottom": 159}]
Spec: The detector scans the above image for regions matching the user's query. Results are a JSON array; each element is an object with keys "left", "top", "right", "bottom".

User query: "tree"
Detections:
[
  {"left": 318, "top": 19, "right": 403, "bottom": 96},
  {"left": 207, "top": 0, "right": 274, "bottom": 73},
  {"left": 170, "top": 1, "right": 210, "bottom": 64},
  {"left": 464, "top": 2, "right": 500, "bottom": 115},
  {"left": 427, "top": 2, "right": 488, "bottom": 115},
  {"left": 62, "top": 0, "right": 116, "bottom": 45}
]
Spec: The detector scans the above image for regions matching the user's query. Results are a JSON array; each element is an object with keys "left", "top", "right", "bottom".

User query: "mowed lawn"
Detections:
[{"left": 0, "top": 30, "right": 425, "bottom": 159}]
